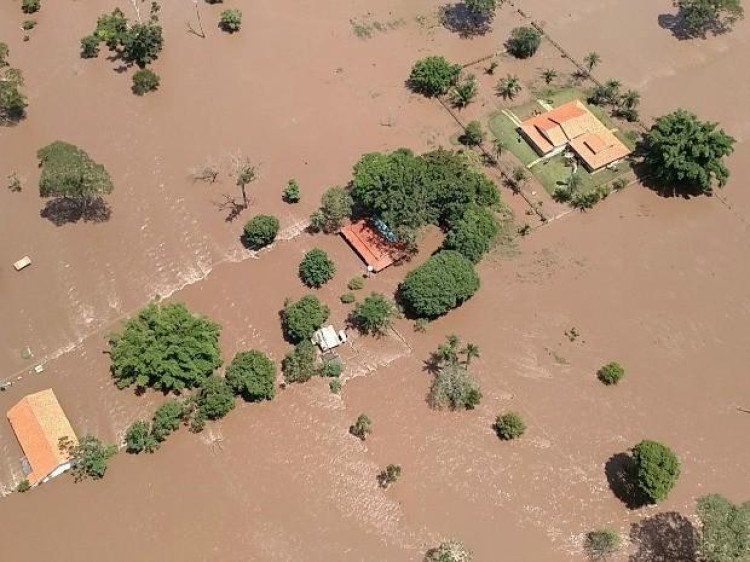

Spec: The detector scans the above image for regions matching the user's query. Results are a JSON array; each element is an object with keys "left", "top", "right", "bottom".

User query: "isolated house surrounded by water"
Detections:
[
  {"left": 340, "top": 220, "right": 396, "bottom": 272},
  {"left": 6, "top": 388, "right": 78, "bottom": 487},
  {"left": 519, "top": 100, "right": 631, "bottom": 171}
]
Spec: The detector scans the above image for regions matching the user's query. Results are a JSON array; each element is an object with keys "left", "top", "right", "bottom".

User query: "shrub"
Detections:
[
  {"left": 225, "top": 350, "right": 276, "bottom": 402},
  {"left": 493, "top": 411, "right": 526, "bottom": 440},
  {"left": 16, "top": 479, "right": 31, "bottom": 493},
  {"left": 131, "top": 68, "right": 160, "bottom": 95},
  {"left": 329, "top": 378, "right": 342, "bottom": 393},
  {"left": 426, "top": 540, "right": 473, "bottom": 562},
  {"left": 597, "top": 362, "right": 625, "bottom": 385},
  {"left": 80, "top": 35, "right": 101, "bottom": 58},
  {"left": 195, "top": 376, "right": 235, "bottom": 420},
  {"left": 64, "top": 435, "right": 117, "bottom": 481},
  {"left": 340, "top": 292, "right": 355, "bottom": 304},
  {"left": 612, "top": 177, "right": 628, "bottom": 190},
  {"left": 696, "top": 493, "right": 750, "bottom": 562},
  {"left": 22, "top": 20, "right": 36, "bottom": 30},
  {"left": 348, "top": 276, "right": 365, "bottom": 291},
  {"left": 506, "top": 26, "right": 542, "bottom": 58},
  {"left": 350, "top": 413, "right": 372, "bottom": 440},
  {"left": 219, "top": 9, "right": 242, "bottom": 32},
  {"left": 125, "top": 420, "right": 158, "bottom": 453},
  {"left": 442, "top": 204, "right": 498, "bottom": 263},
  {"left": 151, "top": 399, "right": 186, "bottom": 442},
  {"left": 408, "top": 56, "right": 461, "bottom": 96},
  {"left": 282, "top": 295, "right": 330, "bottom": 342},
  {"left": 460, "top": 121, "right": 484, "bottom": 146},
  {"left": 299, "top": 248, "right": 335, "bottom": 288},
  {"left": 320, "top": 359, "right": 342, "bottom": 378},
  {"left": 584, "top": 529, "right": 621, "bottom": 561},
  {"left": 283, "top": 179, "right": 300, "bottom": 203},
  {"left": 309, "top": 186, "right": 353, "bottom": 233},
  {"left": 282, "top": 340, "right": 318, "bottom": 383},
  {"left": 109, "top": 302, "right": 222, "bottom": 391},
  {"left": 399, "top": 251, "right": 480, "bottom": 318},
  {"left": 571, "top": 189, "right": 602, "bottom": 210},
  {"left": 632, "top": 440, "right": 681, "bottom": 503},
  {"left": 465, "top": 0, "right": 497, "bottom": 17},
  {"left": 377, "top": 464, "right": 401, "bottom": 488},
  {"left": 21, "top": 0, "right": 40, "bottom": 14},
  {"left": 121, "top": 21, "right": 164, "bottom": 67},
  {"left": 429, "top": 364, "right": 482, "bottom": 410},
  {"left": 243, "top": 214, "right": 279, "bottom": 250},
  {"left": 352, "top": 293, "right": 397, "bottom": 335}
]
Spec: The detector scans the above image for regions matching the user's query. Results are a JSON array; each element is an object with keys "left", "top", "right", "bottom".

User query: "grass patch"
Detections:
[
  {"left": 488, "top": 112, "right": 538, "bottom": 166},
  {"left": 350, "top": 16, "right": 405, "bottom": 39},
  {"left": 532, "top": 154, "right": 629, "bottom": 195},
  {"left": 491, "top": 203, "right": 519, "bottom": 259}
]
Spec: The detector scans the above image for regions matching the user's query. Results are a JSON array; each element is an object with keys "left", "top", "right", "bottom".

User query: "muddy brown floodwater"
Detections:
[{"left": 1, "top": 0, "right": 748, "bottom": 560}]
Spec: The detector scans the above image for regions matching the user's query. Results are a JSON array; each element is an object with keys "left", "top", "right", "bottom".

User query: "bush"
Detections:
[
  {"left": 225, "top": 350, "right": 276, "bottom": 402},
  {"left": 377, "top": 464, "right": 401, "bottom": 488},
  {"left": 506, "top": 26, "right": 542, "bottom": 58},
  {"left": 460, "top": 121, "right": 484, "bottom": 146},
  {"left": 22, "top": 20, "right": 36, "bottom": 30},
  {"left": 121, "top": 21, "right": 164, "bottom": 67},
  {"left": 16, "top": 479, "right": 31, "bottom": 493},
  {"left": 283, "top": 179, "right": 300, "bottom": 203},
  {"left": 64, "top": 435, "right": 117, "bottom": 481},
  {"left": 426, "top": 540, "right": 473, "bottom": 562},
  {"left": 93, "top": 8, "right": 128, "bottom": 50},
  {"left": 329, "top": 378, "right": 342, "bottom": 393},
  {"left": 493, "top": 411, "right": 526, "bottom": 440},
  {"left": 320, "top": 359, "right": 342, "bottom": 378},
  {"left": 340, "top": 292, "right": 355, "bottom": 304},
  {"left": 399, "top": 251, "right": 480, "bottom": 318},
  {"left": 465, "top": 0, "right": 497, "bottom": 18},
  {"left": 309, "top": 186, "right": 353, "bottom": 233},
  {"left": 80, "top": 35, "right": 101, "bottom": 58},
  {"left": 408, "top": 56, "right": 461, "bottom": 97},
  {"left": 348, "top": 276, "right": 365, "bottom": 291},
  {"left": 442, "top": 204, "right": 498, "bottom": 263},
  {"left": 243, "top": 214, "right": 279, "bottom": 250},
  {"left": 299, "top": 249, "right": 335, "bottom": 288},
  {"left": 597, "top": 362, "right": 625, "bottom": 385},
  {"left": 125, "top": 420, "right": 158, "bottom": 453},
  {"left": 350, "top": 413, "right": 372, "bottom": 440},
  {"left": 632, "top": 440, "right": 681, "bottom": 503},
  {"left": 131, "top": 68, "right": 160, "bottom": 95},
  {"left": 151, "top": 399, "right": 186, "bottom": 442},
  {"left": 195, "top": 376, "right": 235, "bottom": 420},
  {"left": 612, "top": 177, "right": 628, "bottom": 190},
  {"left": 696, "top": 494, "right": 750, "bottom": 562},
  {"left": 352, "top": 293, "right": 397, "bottom": 335},
  {"left": 219, "top": 9, "right": 242, "bottom": 32},
  {"left": 429, "top": 364, "right": 482, "bottom": 410},
  {"left": 282, "top": 295, "right": 330, "bottom": 343},
  {"left": 282, "top": 340, "right": 318, "bottom": 383},
  {"left": 109, "top": 302, "right": 222, "bottom": 391},
  {"left": 584, "top": 529, "right": 620, "bottom": 561},
  {"left": 21, "top": 0, "right": 40, "bottom": 14}
]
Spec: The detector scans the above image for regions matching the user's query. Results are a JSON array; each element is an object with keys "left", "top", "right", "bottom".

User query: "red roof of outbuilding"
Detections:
[{"left": 340, "top": 221, "right": 395, "bottom": 272}]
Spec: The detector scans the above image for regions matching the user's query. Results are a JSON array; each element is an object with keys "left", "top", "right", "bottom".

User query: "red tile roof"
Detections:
[{"left": 340, "top": 220, "right": 396, "bottom": 272}]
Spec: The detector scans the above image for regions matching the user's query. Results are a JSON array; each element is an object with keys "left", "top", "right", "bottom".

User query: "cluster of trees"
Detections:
[
  {"left": 62, "top": 435, "right": 118, "bottom": 481},
  {"left": 408, "top": 56, "right": 461, "bottom": 97},
  {"left": 674, "top": 0, "right": 744, "bottom": 37},
  {"left": 588, "top": 79, "right": 641, "bottom": 121},
  {"left": 0, "top": 43, "right": 27, "bottom": 123},
  {"left": 427, "top": 335, "right": 482, "bottom": 410}
]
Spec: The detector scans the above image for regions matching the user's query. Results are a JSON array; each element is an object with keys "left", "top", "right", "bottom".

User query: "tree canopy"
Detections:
[
  {"left": 643, "top": 109, "right": 735, "bottom": 195},
  {"left": 442, "top": 203, "right": 498, "bottom": 263},
  {"left": 37, "top": 141, "right": 113, "bottom": 203},
  {"left": 465, "top": 0, "right": 498, "bottom": 17},
  {"left": 109, "top": 302, "right": 222, "bottom": 391},
  {"left": 281, "top": 295, "right": 330, "bottom": 343},
  {"left": 225, "top": 350, "right": 276, "bottom": 401},
  {"left": 243, "top": 215, "right": 279, "bottom": 250},
  {"left": 697, "top": 494, "right": 750, "bottom": 562},
  {"left": 505, "top": 26, "right": 542, "bottom": 58},
  {"left": 632, "top": 440, "right": 681, "bottom": 503},
  {"left": 63, "top": 435, "right": 117, "bottom": 481},
  {"left": 408, "top": 56, "right": 461, "bottom": 96},
  {"left": 195, "top": 376, "right": 235, "bottom": 420},
  {"left": 351, "top": 293, "right": 397, "bottom": 335},
  {"left": 151, "top": 399, "right": 185, "bottom": 441},
  {"left": 493, "top": 411, "right": 526, "bottom": 440},
  {"left": 86, "top": 4, "right": 164, "bottom": 68},
  {"left": 675, "top": 0, "right": 744, "bottom": 37},
  {"left": 0, "top": 43, "right": 27, "bottom": 123},
  {"left": 282, "top": 340, "right": 318, "bottom": 383},
  {"left": 298, "top": 249, "right": 336, "bottom": 288},
  {"left": 309, "top": 186, "right": 353, "bottom": 233}
]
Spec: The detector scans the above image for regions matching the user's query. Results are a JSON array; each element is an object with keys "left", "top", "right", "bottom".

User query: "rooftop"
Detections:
[{"left": 340, "top": 220, "right": 396, "bottom": 272}]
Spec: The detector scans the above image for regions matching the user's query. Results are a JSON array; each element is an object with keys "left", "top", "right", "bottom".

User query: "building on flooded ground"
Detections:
[
  {"left": 340, "top": 220, "right": 397, "bottom": 273},
  {"left": 519, "top": 100, "right": 631, "bottom": 171},
  {"left": 6, "top": 388, "right": 78, "bottom": 487}
]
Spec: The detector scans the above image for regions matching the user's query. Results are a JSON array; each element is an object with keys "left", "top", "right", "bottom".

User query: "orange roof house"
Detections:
[
  {"left": 7, "top": 389, "right": 78, "bottom": 487},
  {"left": 519, "top": 100, "right": 631, "bottom": 170},
  {"left": 340, "top": 220, "right": 396, "bottom": 272}
]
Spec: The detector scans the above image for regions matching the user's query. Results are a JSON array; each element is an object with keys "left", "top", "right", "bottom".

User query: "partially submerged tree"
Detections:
[
  {"left": 541, "top": 68, "right": 557, "bottom": 85},
  {"left": 281, "top": 295, "right": 330, "bottom": 343},
  {"left": 231, "top": 154, "right": 257, "bottom": 208},
  {"left": 632, "top": 440, "right": 681, "bottom": 503},
  {"left": 450, "top": 74, "right": 478, "bottom": 108},
  {"left": 465, "top": 0, "right": 498, "bottom": 18},
  {"left": 429, "top": 363, "right": 482, "bottom": 410},
  {"left": 505, "top": 26, "right": 542, "bottom": 58},
  {"left": 298, "top": 248, "right": 336, "bottom": 288},
  {"left": 0, "top": 43, "right": 28, "bottom": 123},
  {"left": 493, "top": 411, "right": 526, "bottom": 440},
  {"left": 131, "top": 68, "right": 160, "bottom": 95},
  {"left": 219, "top": 9, "right": 242, "bottom": 32},
  {"left": 459, "top": 120, "right": 484, "bottom": 146},
  {"left": 351, "top": 293, "right": 397, "bottom": 335},
  {"left": 425, "top": 540, "right": 473, "bottom": 562},
  {"left": 309, "top": 186, "right": 353, "bottom": 233},
  {"left": 124, "top": 420, "right": 158, "bottom": 453},
  {"left": 243, "top": 214, "right": 279, "bottom": 250},
  {"left": 583, "top": 51, "right": 601, "bottom": 73},
  {"left": 283, "top": 179, "right": 301, "bottom": 203},
  {"left": 408, "top": 55, "right": 461, "bottom": 96},
  {"left": 151, "top": 399, "right": 186, "bottom": 442},
  {"left": 597, "top": 362, "right": 625, "bottom": 385},
  {"left": 194, "top": 376, "right": 235, "bottom": 422},
  {"left": 442, "top": 203, "right": 498, "bottom": 263},
  {"left": 350, "top": 413, "right": 372, "bottom": 440},
  {"left": 63, "top": 435, "right": 117, "bottom": 481},
  {"left": 696, "top": 494, "right": 750, "bottom": 562},
  {"left": 225, "top": 350, "right": 277, "bottom": 402},
  {"left": 584, "top": 529, "right": 621, "bottom": 561},
  {"left": 377, "top": 464, "right": 401, "bottom": 488},
  {"left": 674, "top": 0, "right": 744, "bottom": 37},
  {"left": 282, "top": 340, "right": 318, "bottom": 383}
]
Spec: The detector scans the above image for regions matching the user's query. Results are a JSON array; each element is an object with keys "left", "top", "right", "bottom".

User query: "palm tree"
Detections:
[
  {"left": 541, "top": 68, "right": 557, "bottom": 85},
  {"left": 512, "top": 165, "right": 529, "bottom": 188},
  {"left": 438, "top": 335, "right": 461, "bottom": 365},
  {"left": 620, "top": 89, "right": 640, "bottom": 110},
  {"left": 450, "top": 74, "right": 478, "bottom": 108},
  {"left": 461, "top": 343, "right": 480, "bottom": 365},
  {"left": 493, "top": 138, "right": 506, "bottom": 158},
  {"left": 567, "top": 172, "right": 583, "bottom": 193},
  {"left": 583, "top": 51, "right": 601, "bottom": 73},
  {"left": 497, "top": 74, "right": 521, "bottom": 99}
]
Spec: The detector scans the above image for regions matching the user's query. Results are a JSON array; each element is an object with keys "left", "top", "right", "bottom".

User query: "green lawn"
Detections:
[
  {"left": 532, "top": 155, "right": 630, "bottom": 195},
  {"left": 487, "top": 112, "right": 538, "bottom": 166}
]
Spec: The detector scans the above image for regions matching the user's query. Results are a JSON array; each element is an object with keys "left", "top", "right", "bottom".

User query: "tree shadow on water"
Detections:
[
  {"left": 40, "top": 197, "right": 112, "bottom": 226},
  {"left": 439, "top": 3, "right": 492, "bottom": 37},
  {"left": 605, "top": 452, "right": 649, "bottom": 509},
  {"left": 629, "top": 512, "right": 699, "bottom": 562},
  {"left": 657, "top": 11, "right": 732, "bottom": 40}
]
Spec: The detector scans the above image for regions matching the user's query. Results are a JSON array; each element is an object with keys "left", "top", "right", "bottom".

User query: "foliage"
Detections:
[
  {"left": 493, "top": 411, "right": 526, "bottom": 440},
  {"left": 377, "top": 464, "right": 401, "bottom": 488},
  {"left": 352, "top": 293, "right": 397, "bottom": 335},
  {"left": 125, "top": 420, "right": 158, "bottom": 453},
  {"left": 320, "top": 359, "right": 342, "bottom": 378},
  {"left": 195, "top": 376, "right": 235, "bottom": 420},
  {"left": 460, "top": 120, "right": 484, "bottom": 146},
  {"left": 121, "top": 3, "right": 163, "bottom": 67},
  {"left": 583, "top": 51, "right": 601, "bottom": 72},
  {"left": 309, "top": 186, "right": 353, "bottom": 233},
  {"left": 442, "top": 203, "right": 498, "bottom": 263},
  {"left": 132, "top": 68, "right": 160, "bottom": 95},
  {"left": 425, "top": 540, "right": 473, "bottom": 562},
  {"left": 22, "top": 20, "right": 36, "bottom": 30},
  {"left": 219, "top": 9, "right": 242, "bottom": 32},
  {"left": 570, "top": 186, "right": 609, "bottom": 210},
  {"left": 243, "top": 214, "right": 279, "bottom": 250},
  {"left": 21, "top": 0, "right": 40, "bottom": 14},
  {"left": 340, "top": 292, "right": 355, "bottom": 304},
  {"left": 643, "top": 109, "right": 735, "bottom": 194},
  {"left": 283, "top": 179, "right": 300, "bottom": 203},
  {"left": 109, "top": 302, "right": 222, "bottom": 391},
  {"left": 696, "top": 494, "right": 750, "bottom": 562},
  {"left": 496, "top": 74, "right": 522, "bottom": 99},
  {"left": 225, "top": 350, "right": 276, "bottom": 402},
  {"left": 94, "top": 8, "right": 128, "bottom": 50},
  {"left": 584, "top": 529, "right": 621, "bottom": 561},
  {"left": 151, "top": 399, "right": 186, "bottom": 442},
  {"left": 0, "top": 43, "right": 27, "bottom": 122},
  {"left": 542, "top": 68, "right": 557, "bottom": 84},
  {"left": 350, "top": 413, "right": 372, "bottom": 440},
  {"left": 675, "top": 0, "right": 744, "bottom": 37},
  {"left": 282, "top": 340, "right": 318, "bottom": 383},
  {"left": 505, "top": 26, "right": 542, "bottom": 58},
  {"left": 16, "top": 479, "right": 31, "bottom": 493},
  {"left": 429, "top": 363, "right": 482, "bottom": 410},
  {"left": 65, "top": 435, "right": 117, "bottom": 481},
  {"left": 632, "top": 440, "right": 681, "bottom": 503},
  {"left": 348, "top": 276, "right": 365, "bottom": 290},
  {"left": 399, "top": 251, "right": 480, "bottom": 318},
  {"left": 451, "top": 74, "right": 478, "bottom": 108},
  {"left": 37, "top": 141, "right": 113, "bottom": 203},
  {"left": 282, "top": 295, "right": 330, "bottom": 343},
  {"left": 80, "top": 35, "right": 101, "bottom": 58},
  {"left": 612, "top": 177, "right": 628, "bottom": 190},
  {"left": 329, "top": 378, "right": 342, "bottom": 393},
  {"left": 588, "top": 79, "right": 622, "bottom": 106},
  {"left": 597, "top": 362, "right": 625, "bottom": 385},
  {"left": 408, "top": 55, "right": 461, "bottom": 96},
  {"left": 299, "top": 248, "right": 336, "bottom": 288},
  {"left": 465, "top": 0, "right": 498, "bottom": 16}
]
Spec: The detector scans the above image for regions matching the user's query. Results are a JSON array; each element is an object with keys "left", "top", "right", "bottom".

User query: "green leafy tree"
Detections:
[
  {"left": 584, "top": 529, "right": 621, "bottom": 561},
  {"left": 429, "top": 363, "right": 482, "bottom": 410},
  {"left": 109, "top": 302, "right": 222, "bottom": 391},
  {"left": 465, "top": 0, "right": 498, "bottom": 17},
  {"left": 151, "top": 399, "right": 186, "bottom": 442},
  {"left": 124, "top": 420, "right": 158, "bottom": 453},
  {"left": 0, "top": 43, "right": 27, "bottom": 122},
  {"left": 80, "top": 35, "right": 101, "bottom": 58},
  {"left": 309, "top": 186, "right": 353, "bottom": 233},
  {"left": 131, "top": 68, "right": 160, "bottom": 95},
  {"left": 282, "top": 295, "right": 330, "bottom": 343},
  {"left": 94, "top": 8, "right": 128, "bottom": 50},
  {"left": 493, "top": 411, "right": 526, "bottom": 440},
  {"left": 195, "top": 376, "right": 235, "bottom": 420},
  {"left": 408, "top": 55, "right": 461, "bottom": 96},
  {"left": 675, "top": 0, "right": 744, "bottom": 37},
  {"left": 426, "top": 540, "right": 473, "bottom": 562},
  {"left": 696, "top": 494, "right": 750, "bottom": 562},
  {"left": 496, "top": 74, "right": 522, "bottom": 99},
  {"left": 443, "top": 203, "right": 498, "bottom": 263},
  {"left": 450, "top": 74, "right": 478, "bottom": 108},
  {"left": 283, "top": 179, "right": 300, "bottom": 203},
  {"left": 64, "top": 435, "right": 117, "bottom": 481},
  {"left": 299, "top": 248, "right": 336, "bottom": 288},
  {"left": 505, "top": 26, "right": 542, "bottom": 58},
  {"left": 588, "top": 79, "right": 622, "bottom": 106},
  {"left": 219, "top": 9, "right": 242, "bottom": 32},
  {"left": 122, "top": 24, "right": 163, "bottom": 67},
  {"left": 377, "top": 464, "right": 402, "bottom": 488},
  {"left": 399, "top": 251, "right": 480, "bottom": 318},
  {"left": 632, "top": 440, "right": 681, "bottom": 503},
  {"left": 350, "top": 413, "right": 372, "bottom": 440},
  {"left": 282, "top": 340, "right": 318, "bottom": 383},
  {"left": 21, "top": 0, "right": 40, "bottom": 14},
  {"left": 225, "top": 350, "right": 276, "bottom": 402},
  {"left": 460, "top": 120, "right": 484, "bottom": 146},
  {"left": 16, "top": 479, "right": 31, "bottom": 493},
  {"left": 243, "top": 215, "right": 279, "bottom": 249},
  {"left": 597, "top": 362, "right": 625, "bottom": 385},
  {"left": 643, "top": 109, "right": 735, "bottom": 194},
  {"left": 352, "top": 293, "right": 397, "bottom": 335},
  {"left": 37, "top": 141, "right": 113, "bottom": 208},
  {"left": 340, "top": 292, "right": 355, "bottom": 304}
]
